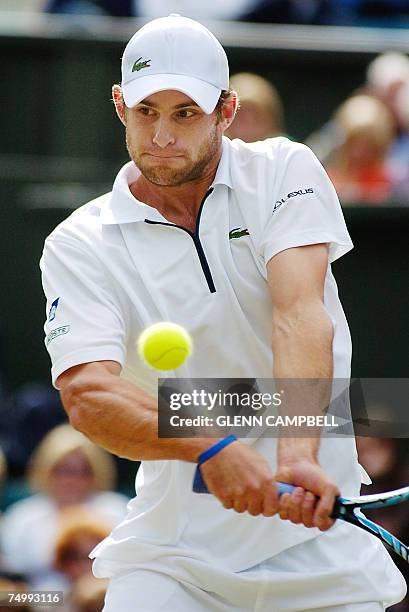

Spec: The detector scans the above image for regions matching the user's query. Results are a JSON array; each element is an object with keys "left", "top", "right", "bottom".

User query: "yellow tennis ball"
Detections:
[{"left": 137, "top": 322, "right": 193, "bottom": 371}]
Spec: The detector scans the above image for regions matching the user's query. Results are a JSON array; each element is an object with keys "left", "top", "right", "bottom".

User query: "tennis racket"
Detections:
[{"left": 193, "top": 467, "right": 409, "bottom": 563}]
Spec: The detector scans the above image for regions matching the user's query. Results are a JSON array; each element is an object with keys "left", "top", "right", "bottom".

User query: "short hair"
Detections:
[
  {"left": 215, "top": 88, "right": 236, "bottom": 122},
  {"left": 27, "top": 423, "right": 117, "bottom": 493}
]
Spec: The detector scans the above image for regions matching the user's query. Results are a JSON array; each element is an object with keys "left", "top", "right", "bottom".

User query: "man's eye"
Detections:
[
  {"left": 138, "top": 107, "right": 154, "bottom": 116},
  {"left": 177, "top": 110, "right": 196, "bottom": 118}
]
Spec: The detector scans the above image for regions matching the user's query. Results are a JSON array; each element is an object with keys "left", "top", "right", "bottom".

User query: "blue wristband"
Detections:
[
  {"left": 197, "top": 435, "right": 237, "bottom": 466},
  {"left": 193, "top": 435, "right": 238, "bottom": 493}
]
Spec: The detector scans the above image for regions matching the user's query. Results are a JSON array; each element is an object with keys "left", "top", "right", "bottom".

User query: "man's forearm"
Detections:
[
  {"left": 272, "top": 300, "right": 334, "bottom": 379},
  {"left": 61, "top": 366, "right": 218, "bottom": 462},
  {"left": 272, "top": 302, "right": 334, "bottom": 463}
]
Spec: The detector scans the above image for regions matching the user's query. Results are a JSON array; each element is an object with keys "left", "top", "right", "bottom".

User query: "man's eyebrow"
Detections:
[
  {"left": 174, "top": 102, "right": 200, "bottom": 109},
  {"left": 138, "top": 99, "right": 200, "bottom": 109}
]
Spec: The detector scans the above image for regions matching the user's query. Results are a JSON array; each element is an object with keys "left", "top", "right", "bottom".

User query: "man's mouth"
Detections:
[{"left": 144, "top": 152, "right": 184, "bottom": 159}]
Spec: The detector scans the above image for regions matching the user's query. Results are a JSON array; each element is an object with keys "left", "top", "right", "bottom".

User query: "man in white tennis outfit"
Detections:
[{"left": 40, "top": 14, "right": 406, "bottom": 611}]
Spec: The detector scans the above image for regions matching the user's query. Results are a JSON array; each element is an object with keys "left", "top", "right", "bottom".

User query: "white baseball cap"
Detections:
[{"left": 121, "top": 14, "right": 229, "bottom": 114}]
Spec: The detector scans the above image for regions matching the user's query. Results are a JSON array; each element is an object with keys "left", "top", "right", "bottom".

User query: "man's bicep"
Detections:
[
  {"left": 57, "top": 360, "right": 122, "bottom": 421},
  {"left": 57, "top": 360, "right": 122, "bottom": 393},
  {"left": 266, "top": 243, "right": 329, "bottom": 310}
]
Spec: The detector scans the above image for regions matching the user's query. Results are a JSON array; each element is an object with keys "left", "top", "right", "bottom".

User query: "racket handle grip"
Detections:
[
  {"left": 192, "top": 465, "right": 295, "bottom": 495},
  {"left": 193, "top": 467, "right": 341, "bottom": 519}
]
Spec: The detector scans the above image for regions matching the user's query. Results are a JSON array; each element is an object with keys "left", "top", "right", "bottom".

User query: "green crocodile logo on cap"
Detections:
[
  {"left": 132, "top": 57, "right": 152, "bottom": 72},
  {"left": 229, "top": 227, "right": 250, "bottom": 240}
]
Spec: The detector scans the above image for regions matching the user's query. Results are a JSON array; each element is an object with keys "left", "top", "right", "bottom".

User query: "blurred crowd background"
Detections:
[
  {"left": 1, "top": 1, "right": 409, "bottom": 610},
  {"left": 6, "top": 0, "right": 409, "bottom": 25}
]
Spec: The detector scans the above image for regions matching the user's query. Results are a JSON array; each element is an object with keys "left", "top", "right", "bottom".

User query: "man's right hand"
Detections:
[{"left": 199, "top": 441, "right": 279, "bottom": 517}]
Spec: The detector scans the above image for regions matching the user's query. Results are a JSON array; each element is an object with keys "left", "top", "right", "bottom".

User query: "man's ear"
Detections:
[
  {"left": 112, "top": 84, "right": 127, "bottom": 126},
  {"left": 220, "top": 91, "right": 238, "bottom": 131},
  {"left": 230, "top": 92, "right": 238, "bottom": 117}
]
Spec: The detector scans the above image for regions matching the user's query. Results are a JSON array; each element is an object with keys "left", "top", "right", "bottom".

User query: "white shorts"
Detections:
[{"left": 94, "top": 522, "right": 406, "bottom": 612}]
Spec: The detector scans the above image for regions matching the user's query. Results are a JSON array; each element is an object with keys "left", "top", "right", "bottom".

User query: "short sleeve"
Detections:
[
  {"left": 40, "top": 235, "right": 127, "bottom": 387},
  {"left": 260, "top": 143, "right": 353, "bottom": 265}
]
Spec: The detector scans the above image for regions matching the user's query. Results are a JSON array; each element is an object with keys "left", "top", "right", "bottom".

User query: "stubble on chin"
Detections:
[{"left": 125, "top": 127, "right": 220, "bottom": 187}]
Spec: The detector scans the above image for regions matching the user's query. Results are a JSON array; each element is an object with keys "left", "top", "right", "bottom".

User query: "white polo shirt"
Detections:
[{"left": 41, "top": 136, "right": 366, "bottom": 573}]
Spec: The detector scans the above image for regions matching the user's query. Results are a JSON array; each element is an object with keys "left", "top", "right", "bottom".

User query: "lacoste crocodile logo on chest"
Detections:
[{"left": 229, "top": 227, "right": 250, "bottom": 240}]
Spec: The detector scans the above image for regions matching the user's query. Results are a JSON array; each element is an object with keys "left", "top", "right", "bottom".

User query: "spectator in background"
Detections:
[
  {"left": 307, "top": 51, "right": 409, "bottom": 205},
  {"left": 226, "top": 72, "right": 285, "bottom": 142},
  {"left": 53, "top": 509, "right": 109, "bottom": 584},
  {"left": 30, "top": 507, "right": 110, "bottom": 591},
  {"left": 366, "top": 52, "right": 409, "bottom": 124},
  {"left": 0, "top": 424, "right": 128, "bottom": 578},
  {"left": 325, "top": 94, "right": 395, "bottom": 204},
  {"left": 389, "top": 78, "right": 409, "bottom": 200},
  {"left": 365, "top": 52, "right": 409, "bottom": 202},
  {"left": 28, "top": 508, "right": 110, "bottom": 611}
]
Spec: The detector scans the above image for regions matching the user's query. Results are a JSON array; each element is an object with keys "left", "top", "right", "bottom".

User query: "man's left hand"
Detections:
[{"left": 275, "top": 460, "right": 340, "bottom": 531}]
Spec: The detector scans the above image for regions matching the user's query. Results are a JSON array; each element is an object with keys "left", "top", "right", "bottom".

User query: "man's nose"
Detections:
[{"left": 152, "top": 118, "right": 175, "bottom": 148}]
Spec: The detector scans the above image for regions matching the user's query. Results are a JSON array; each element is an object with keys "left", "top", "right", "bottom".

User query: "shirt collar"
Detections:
[
  {"left": 213, "top": 136, "right": 233, "bottom": 189},
  {"left": 101, "top": 136, "right": 232, "bottom": 225}
]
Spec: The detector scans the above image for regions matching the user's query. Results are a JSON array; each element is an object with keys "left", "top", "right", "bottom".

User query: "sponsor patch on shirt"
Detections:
[
  {"left": 46, "top": 325, "right": 70, "bottom": 346},
  {"left": 273, "top": 188, "right": 314, "bottom": 213},
  {"left": 48, "top": 297, "right": 60, "bottom": 322}
]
